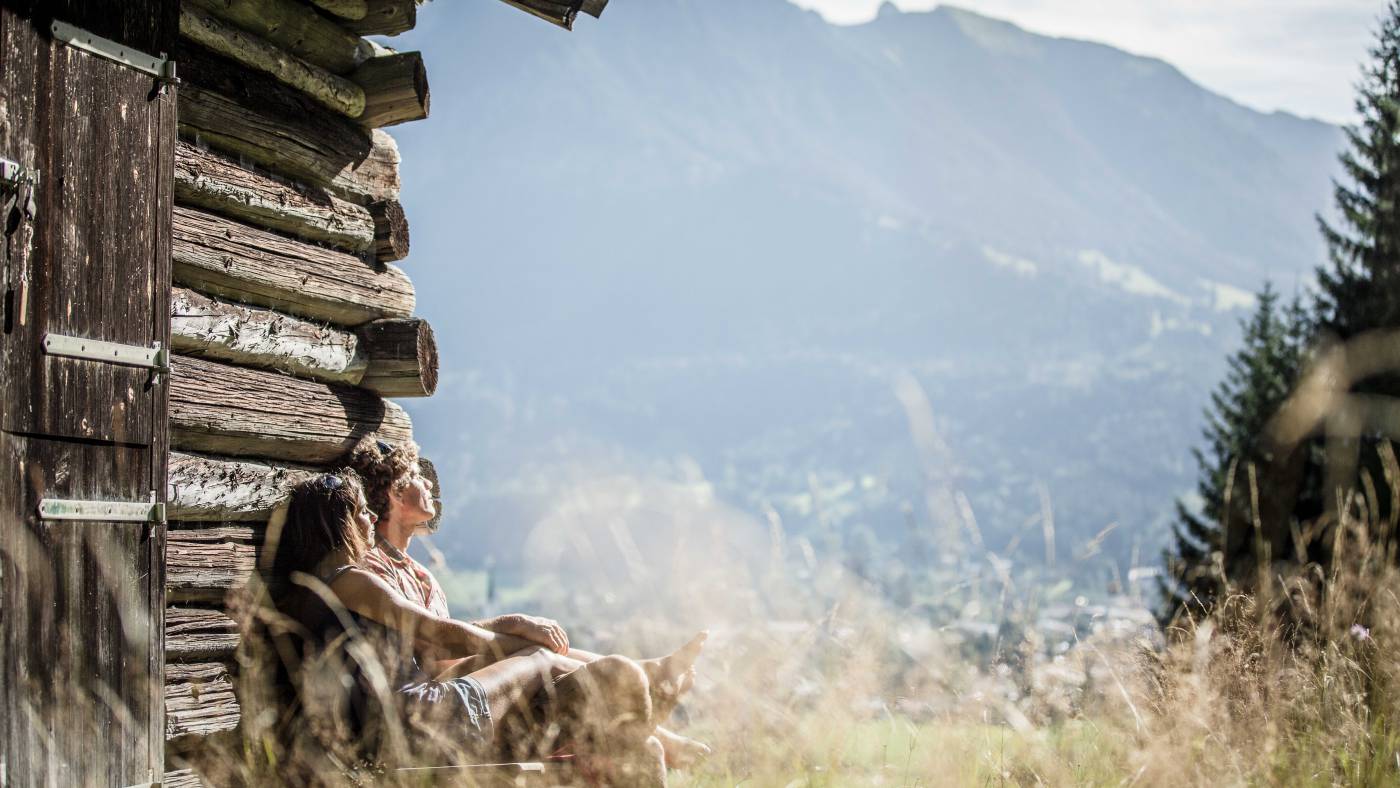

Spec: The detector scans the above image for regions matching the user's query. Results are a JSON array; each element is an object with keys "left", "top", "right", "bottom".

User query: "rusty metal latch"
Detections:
[{"left": 49, "top": 20, "right": 179, "bottom": 94}]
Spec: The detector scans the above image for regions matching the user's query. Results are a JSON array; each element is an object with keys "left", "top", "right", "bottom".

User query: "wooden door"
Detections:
[{"left": 0, "top": 3, "right": 176, "bottom": 785}]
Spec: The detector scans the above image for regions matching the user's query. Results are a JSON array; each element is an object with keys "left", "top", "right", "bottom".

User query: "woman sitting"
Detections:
[
  {"left": 253, "top": 469, "right": 704, "bottom": 784},
  {"left": 347, "top": 438, "right": 712, "bottom": 768}
]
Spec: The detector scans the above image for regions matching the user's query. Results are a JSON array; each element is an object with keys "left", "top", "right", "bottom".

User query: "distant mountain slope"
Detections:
[{"left": 392, "top": 0, "right": 1342, "bottom": 576}]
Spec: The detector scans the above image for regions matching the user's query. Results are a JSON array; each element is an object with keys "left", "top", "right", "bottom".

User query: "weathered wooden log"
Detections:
[
  {"left": 166, "top": 607, "right": 240, "bottom": 663},
  {"left": 166, "top": 531, "right": 259, "bottom": 603},
  {"left": 176, "top": 44, "right": 399, "bottom": 204},
  {"left": 500, "top": 0, "right": 610, "bottom": 30},
  {"left": 356, "top": 130, "right": 402, "bottom": 206},
  {"left": 172, "top": 206, "right": 414, "bottom": 327},
  {"left": 356, "top": 318, "right": 438, "bottom": 398},
  {"left": 175, "top": 141, "right": 374, "bottom": 252},
  {"left": 180, "top": 4, "right": 365, "bottom": 117},
  {"left": 169, "top": 451, "right": 317, "bottom": 523},
  {"left": 309, "top": 0, "right": 369, "bottom": 21},
  {"left": 165, "top": 662, "right": 240, "bottom": 742},
  {"left": 369, "top": 199, "right": 409, "bottom": 263},
  {"left": 161, "top": 768, "right": 212, "bottom": 788},
  {"left": 187, "top": 0, "right": 371, "bottom": 75},
  {"left": 344, "top": 0, "right": 416, "bottom": 36},
  {"left": 352, "top": 51, "right": 428, "bottom": 128},
  {"left": 170, "top": 354, "right": 414, "bottom": 464},
  {"left": 172, "top": 288, "right": 368, "bottom": 385}
]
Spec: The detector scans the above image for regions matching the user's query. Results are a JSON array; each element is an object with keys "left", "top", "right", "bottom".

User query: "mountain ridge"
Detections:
[{"left": 390, "top": 0, "right": 1343, "bottom": 576}]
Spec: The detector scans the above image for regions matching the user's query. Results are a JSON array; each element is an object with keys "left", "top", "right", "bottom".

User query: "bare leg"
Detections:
[
  {"left": 465, "top": 645, "right": 561, "bottom": 724},
  {"left": 540, "top": 636, "right": 711, "bottom": 769}
]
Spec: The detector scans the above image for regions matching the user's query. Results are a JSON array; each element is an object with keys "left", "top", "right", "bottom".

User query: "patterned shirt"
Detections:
[{"left": 363, "top": 540, "right": 450, "bottom": 618}]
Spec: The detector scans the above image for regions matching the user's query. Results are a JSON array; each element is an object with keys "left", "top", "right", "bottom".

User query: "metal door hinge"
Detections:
[
  {"left": 43, "top": 334, "right": 169, "bottom": 373},
  {"left": 50, "top": 20, "right": 179, "bottom": 92},
  {"left": 39, "top": 498, "right": 165, "bottom": 523},
  {"left": 0, "top": 157, "right": 38, "bottom": 191}
]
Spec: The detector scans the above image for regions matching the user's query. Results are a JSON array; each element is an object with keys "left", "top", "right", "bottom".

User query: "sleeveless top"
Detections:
[
  {"left": 270, "top": 564, "right": 427, "bottom": 747},
  {"left": 267, "top": 563, "right": 494, "bottom": 763}
]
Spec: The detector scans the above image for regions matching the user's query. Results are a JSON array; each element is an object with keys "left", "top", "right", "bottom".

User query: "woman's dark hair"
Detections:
[{"left": 264, "top": 470, "right": 371, "bottom": 584}]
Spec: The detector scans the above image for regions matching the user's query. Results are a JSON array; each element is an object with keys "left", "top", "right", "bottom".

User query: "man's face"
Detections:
[{"left": 394, "top": 462, "right": 438, "bottom": 532}]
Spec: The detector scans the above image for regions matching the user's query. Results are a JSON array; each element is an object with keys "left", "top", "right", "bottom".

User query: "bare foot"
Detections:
[
  {"left": 656, "top": 726, "right": 711, "bottom": 769},
  {"left": 641, "top": 631, "right": 707, "bottom": 722}
]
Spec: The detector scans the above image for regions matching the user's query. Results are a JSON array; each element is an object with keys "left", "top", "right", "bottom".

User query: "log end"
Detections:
[
  {"left": 370, "top": 199, "right": 410, "bottom": 262},
  {"left": 358, "top": 318, "right": 438, "bottom": 398}
]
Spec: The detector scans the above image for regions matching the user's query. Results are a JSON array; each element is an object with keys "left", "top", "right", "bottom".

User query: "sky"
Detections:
[{"left": 787, "top": 0, "right": 1383, "bottom": 124}]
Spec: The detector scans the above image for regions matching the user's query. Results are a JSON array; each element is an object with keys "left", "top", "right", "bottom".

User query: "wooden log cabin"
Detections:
[{"left": 0, "top": 0, "right": 605, "bottom": 784}]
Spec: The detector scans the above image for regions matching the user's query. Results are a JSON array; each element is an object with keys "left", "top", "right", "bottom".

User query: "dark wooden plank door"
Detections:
[{"left": 0, "top": 3, "right": 175, "bottom": 785}]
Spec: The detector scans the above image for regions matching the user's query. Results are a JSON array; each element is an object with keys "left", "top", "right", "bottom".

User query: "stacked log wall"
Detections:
[{"left": 160, "top": 0, "right": 435, "bottom": 780}]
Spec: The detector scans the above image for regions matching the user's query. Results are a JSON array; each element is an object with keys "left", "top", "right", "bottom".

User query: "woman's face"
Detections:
[
  {"left": 353, "top": 492, "right": 379, "bottom": 541},
  {"left": 392, "top": 462, "right": 437, "bottom": 526}
]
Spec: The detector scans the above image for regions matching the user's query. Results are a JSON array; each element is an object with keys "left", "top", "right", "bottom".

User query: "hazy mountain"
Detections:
[{"left": 390, "top": 0, "right": 1342, "bottom": 581}]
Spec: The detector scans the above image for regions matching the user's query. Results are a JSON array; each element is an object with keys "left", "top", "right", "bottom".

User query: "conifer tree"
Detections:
[
  {"left": 1316, "top": 1, "right": 1400, "bottom": 340},
  {"left": 1160, "top": 285, "right": 1307, "bottom": 621},
  {"left": 1306, "top": 1, "right": 1400, "bottom": 542}
]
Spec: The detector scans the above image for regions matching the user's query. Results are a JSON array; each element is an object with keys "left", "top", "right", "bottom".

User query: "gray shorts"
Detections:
[{"left": 399, "top": 676, "right": 495, "bottom": 759}]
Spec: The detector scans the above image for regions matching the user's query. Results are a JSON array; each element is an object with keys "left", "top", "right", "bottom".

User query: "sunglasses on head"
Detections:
[
  {"left": 375, "top": 440, "right": 394, "bottom": 455},
  {"left": 316, "top": 474, "right": 344, "bottom": 491}
]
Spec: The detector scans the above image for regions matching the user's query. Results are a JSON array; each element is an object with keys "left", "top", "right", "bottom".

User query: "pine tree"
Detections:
[
  {"left": 1160, "top": 284, "right": 1308, "bottom": 621},
  {"left": 1316, "top": 1, "right": 1400, "bottom": 340},
  {"left": 1306, "top": 1, "right": 1400, "bottom": 541}
]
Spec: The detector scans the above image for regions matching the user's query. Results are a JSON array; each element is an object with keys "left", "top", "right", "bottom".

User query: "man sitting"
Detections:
[{"left": 347, "top": 438, "right": 711, "bottom": 768}]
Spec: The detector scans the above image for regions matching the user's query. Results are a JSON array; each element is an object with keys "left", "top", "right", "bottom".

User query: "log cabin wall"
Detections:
[{"left": 158, "top": 0, "right": 438, "bottom": 781}]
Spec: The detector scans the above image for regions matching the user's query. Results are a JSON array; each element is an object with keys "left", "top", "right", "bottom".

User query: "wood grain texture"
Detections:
[
  {"left": 353, "top": 50, "right": 428, "bottom": 128},
  {"left": 176, "top": 42, "right": 400, "bottom": 204},
  {"left": 180, "top": 4, "right": 365, "bottom": 116},
  {"left": 168, "top": 451, "right": 316, "bottom": 522},
  {"left": 170, "top": 354, "right": 414, "bottom": 464},
  {"left": 172, "top": 287, "right": 368, "bottom": 385},
  {"left": 162, "top": 768, "right": 214, "bottom": 788},
  {"left": 357, "top": 318, "right": 438, "bottom": 397},
  {"left": 175, "top": 141, "right": 375, "bottom": 252},
  {"left": 172, "top": 206, "right": 414, "bottom": 327},
  {"left": 369, "top": 199, "right": 410, "bottom": 263},
  {"left": 344, "top": 0, "right": 416, "bottom": 36},
  {"left": 0, "top": 5, "right": 174, "bottom": 782},
  {"left": 166, "top": 532, "right": 259, "bottom": 603},
  {"left": 308, "top": 0, "right": 369, "bottom": 21},
  {"left": 165, "top": 662, "right": 240, "bottom": 742},
  {"left": 185, "top": 0, "right": 370, "bottom": 74},
  {"left": 166, "top": 607, "right": 240, "bottom": 663}
]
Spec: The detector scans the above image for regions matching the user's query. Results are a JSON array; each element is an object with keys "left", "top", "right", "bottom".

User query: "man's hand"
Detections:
[{"left": 480, "top": 613, "right": 570, "bottom": 655}]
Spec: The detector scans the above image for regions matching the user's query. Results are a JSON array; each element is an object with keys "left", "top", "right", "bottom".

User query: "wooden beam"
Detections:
[
  {"left": 172, "top": 206, "right": 414, "bottom": 327},
  {"left": 344, "top": 0, "right": 416, "bottom": 36},
  {"left": 369, "top": 199, "right": 410, "bottom": 263},
  {"left": 171, "top": 287, "right": 368, "bottom": 385},
  {"left": 166, "top": 532, "right": 258, "bottom": 603},
  {"left": 357, "top": 318, "right": 439, "bottom": 398},
  {"left": 176, "top": 43, "right": 400, "bottom": 204},
  {"left": 166, "top": 607, "right": 239, "bottom": 663},
  {"left": 309, "top": 0, "right": 369, "bottom": 21},
  {"left": 186, "top": 0, "right": 370, "bottom": 74},
  {"left": 168, "top": 451, "right": 316, "bottom": 523},
  {"left": 165, "top": 663, "right": 240, "bottom": 742},
  {"left": 161, "top": 768, "right": 213, "bottom": 788},
  {"left": 352, "top": 51, "right": 429, "bottom": 128},
  {"left": 180, "top": 4, "right": 365, "bottom": 116},
  {"left": 170, "top": 354, "right": 414, "bottom": 464},
  {"left": 499, "top": 0, "right": 609, "bottom": 30},
  {"left": 175, "top": 141, "right": 374, "bottom": 252}
]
